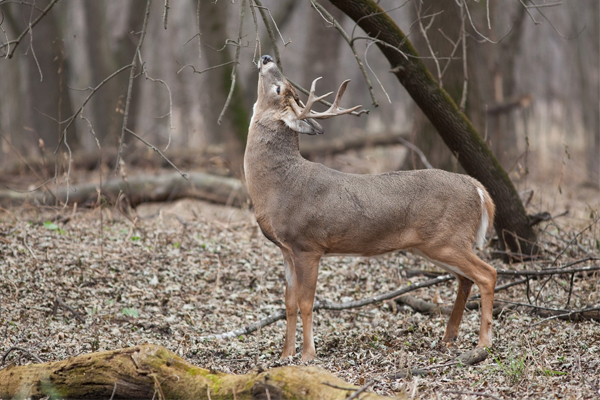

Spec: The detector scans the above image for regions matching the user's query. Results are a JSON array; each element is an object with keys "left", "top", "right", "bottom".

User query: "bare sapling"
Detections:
[{"left": 244, "top": 55, "right": 497, "bottom": 361}]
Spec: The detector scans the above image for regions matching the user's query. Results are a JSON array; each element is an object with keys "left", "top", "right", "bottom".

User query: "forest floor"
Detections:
[{"left": 0, "top": 162, "right": 599, "bottom": 399}]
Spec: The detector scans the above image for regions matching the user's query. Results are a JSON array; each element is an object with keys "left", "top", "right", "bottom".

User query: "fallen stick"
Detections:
[
  {"left": 201, "top": 275, "right": 453, "bottom": 340},
  {"left": 496, "top": 263, "right": 600, "bottom": 277},
  {"left": 0, "top": 344, "right": 392, "bottom": 400}
]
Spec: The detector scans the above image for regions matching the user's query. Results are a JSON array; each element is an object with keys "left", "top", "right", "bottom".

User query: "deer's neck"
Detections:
[
  {"left": 244, "top": 119, "right": 305, "bottom": 199},
  {"left": 246, "top": 120, "right": 303, "bottom": 168}
]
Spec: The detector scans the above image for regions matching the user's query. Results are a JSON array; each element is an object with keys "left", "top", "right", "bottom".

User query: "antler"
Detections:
[{"left": 290, "top": 78, "right": 362, "bottom": 120}]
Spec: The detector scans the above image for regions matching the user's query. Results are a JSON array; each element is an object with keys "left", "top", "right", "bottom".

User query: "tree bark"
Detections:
[
  {"left": 0, "top": 344, "right": 392, "bottom": 400},
  {"left": 328, "top": 0, "right": 538, "bottom": 257}
]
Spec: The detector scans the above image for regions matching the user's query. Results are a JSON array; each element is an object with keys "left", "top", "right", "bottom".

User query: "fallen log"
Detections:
[
  {"left": 0, "top": 171, "right": 249, "bottom": 208},
  {"left": 0, "top": 344, "right": 393, "bottom": 400}
]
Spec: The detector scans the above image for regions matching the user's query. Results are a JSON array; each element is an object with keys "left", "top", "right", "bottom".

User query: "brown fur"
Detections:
[{"left": 244, "top": 56, "right": 497, "bottom": 361}]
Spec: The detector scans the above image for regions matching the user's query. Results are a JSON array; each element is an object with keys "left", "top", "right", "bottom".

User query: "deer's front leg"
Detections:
[
  {"left": 293, "top": 251, "right": 321, "bottom": 362},
  {"left": 281, "top": 249, "right": 298, "bottom": 359}
]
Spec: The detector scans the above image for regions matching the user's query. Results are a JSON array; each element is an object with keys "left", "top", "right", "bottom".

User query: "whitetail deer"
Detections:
[{"left": 244, "top": 55, "right": 497, "bottom": 361}]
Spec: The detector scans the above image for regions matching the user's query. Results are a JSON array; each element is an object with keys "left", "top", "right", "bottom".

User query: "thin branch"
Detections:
[
  {"left": 1, "top": 346, "right": 43, "bottom": 365},
  {"left": 200, "top": 275, "right": 453, "bottom": 340},
  {"left": 115, "top": 0, "right": 152, "bottom": 172},
  {"left": 162, "top": 0, "right": 169, "bottom": 29},
  {"left": 415, "top": 2, "right": 443, "bottom": 86},
  {"left": 529, "top": 307, "right": 600, "bottom": 327},
  {"left": 253, "top": 0, "right": 283, "bottom": 72},
  {"left": 196, "top": 0, "right": 201, "bottom": 57},
  {"left": 364, "top": 40, "right": 391, "bottom": 103},
  {"left": 550, "top": 216, "right": 600, "bottom": 267},
  {"left": 55, "top": 64, "right": 133, "bottom": 153},
  {"left": 459, "top": 2, "right": 468, "bottom": 112},
  {"left": 53, "top": 295, "right": 86, "bottom": 323},
  {"left": 248, "top": 0, "right": 260, "bottom": 63},
  {"left": 310, "top": 0, "right": 379, "bottom": 107},
  {"left": 0, "top": 0, "right": 59, "bottom": 58},
  {"left": 461, "top": 0, "right": 498, "bottom": 44},
  {"left": 124, "top": 128, "right": 188, "bottom": 179},
  {"left": 496, "top": 263, "right": 600, "bottom": 277},
  {"left": 217, "top": 0, "right": 245, "bottom": 125},
  {"left": 347, "top": 380, "right": 375, "bottom": 400},
  {"left": 444, "top": 390, "right": 502, "bottom": 400},
  {"left": 398, "top": 137, "right": 433, "bottom": 169},
  {"left": 138, "top": 54, "right": 174, "bottom": 151},
  {"left": 177, "top": 60, "right": 236, "bottom": 75}
]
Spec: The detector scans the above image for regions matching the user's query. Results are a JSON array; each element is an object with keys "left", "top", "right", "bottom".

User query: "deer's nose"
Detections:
[{"left": 261, "top": 55, "right": 273, "bottom": 65}]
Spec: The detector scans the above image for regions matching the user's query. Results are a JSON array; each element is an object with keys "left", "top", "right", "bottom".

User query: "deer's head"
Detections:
[{"left": 255, "top": 55, "right": 361, "bottom": 135}]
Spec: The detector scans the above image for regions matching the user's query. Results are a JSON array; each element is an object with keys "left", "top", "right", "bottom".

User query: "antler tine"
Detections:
[
  {"left": 309, "top": 80, "right": 362, "bottom": 119},
  {"left": 296, "top": 77, "right": 332, "bottom": 119},
  {"left": 290, "top": 78, "right": 362, "bottom": 120}
]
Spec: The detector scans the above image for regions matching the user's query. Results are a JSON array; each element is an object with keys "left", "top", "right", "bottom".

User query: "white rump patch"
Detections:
[{"left": 475, "top": 188, "right": 489, "bottom": 249}]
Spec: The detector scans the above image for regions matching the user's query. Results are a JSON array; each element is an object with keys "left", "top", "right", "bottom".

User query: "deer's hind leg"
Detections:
[{"left": 417, "top": 247, "right": 497, "bottom": 348}]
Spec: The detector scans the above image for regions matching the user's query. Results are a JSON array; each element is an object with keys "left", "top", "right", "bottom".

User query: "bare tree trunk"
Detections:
[
  {"left": 197, "top": 0, "right": 249, "bottom": 174},
  {"left": 328, "top": 0, "right": 538, "bottom": 257},
  {"left": 407, "top": 1, "right": 461, "bottom": 171},
  {"left": 111, "top": 0, "right": 147, "bottom": 149},
  {"left": 576, "top": 1, "right": 600, "bottom": 187},
  {"left": 82, "top": 1, "right": 121, "bottom": 145},
  {"left": 10, "top": 0, "right": 77, "bottom": 152}
]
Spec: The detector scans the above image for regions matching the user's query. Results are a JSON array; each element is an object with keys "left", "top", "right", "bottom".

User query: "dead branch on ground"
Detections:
[
  {"left": 0, "top": 172, "right": 247, "bottom": 208},
  {"left": 201, "top": 275, "right": 453, "bottom": 340}
]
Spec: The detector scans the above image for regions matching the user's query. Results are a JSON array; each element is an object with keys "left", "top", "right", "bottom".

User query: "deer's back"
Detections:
[{"left": 251, "top": 161, "right": 483, "bottom": 256}]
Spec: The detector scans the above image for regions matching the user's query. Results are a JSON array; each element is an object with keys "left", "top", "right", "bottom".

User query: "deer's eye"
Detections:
[{"left": 276, "top": 86, "right": 281, "bottom": 95}]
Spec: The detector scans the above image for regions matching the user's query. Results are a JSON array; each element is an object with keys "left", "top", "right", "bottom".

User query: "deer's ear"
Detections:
[{"left": 282, "top": 114, "right": 324, "bottom": 135}]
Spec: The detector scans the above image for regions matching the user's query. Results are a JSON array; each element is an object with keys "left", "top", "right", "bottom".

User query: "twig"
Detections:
[
  {"left": 115, "top": 0, "right": 153, "bottom": 172},
  {"left": 138, "top": 53, "right": 174, "bottom": 151},
  {"left": 53, "top": 295, "right": 86, "bottom": 323},
  {"left": 458, "top": 1, "right": 468, "bottom": 112},
  {"left": 217, "top": 0, "right": 245, "bottom": 125},
  {"left": 162, "top": 0, "right": 169, "bottom": 29},
  {"left": 550, "top": 216, "right": 600, "bottom": 267},
  {"left": 415, "top": 2, "right": 442, "bottom": 86},
  {"left": 200, "top": 275, "right": 453, "bottom": 340},
  {"left": 310, "top": 0, "right": 378, "bottom": 107},
  {"left": 1, "top": 0, "right": 60, "bottom": 58},
  {"left": 529, "top": 307, "right": 600, "bottom": 327},
  {"left": 347, "top": 380, "right": 375, "bottom": 400},
  {"left": 177, "top": 61, "right": 236, "bottom": 76},
  {"left": 253, "top": 0, "right": 283, "bottom": 72},
  {"left": 1, "top": 346, "right": 43, "bottom": 365},
  {"left": 125, "top": 128, "right": 188, "bottom": 179},
  {"left": 364, "top": 40, "right": 391, "bottom": 103},
  {"left": 444, "top": 390, "right": 502, "bottom": 400},
  {"left": 496, "top": 263, "right": 600, "bottom": 277},
  {"left": 398, "top": 137, "right": 433, "bottom": 169}
]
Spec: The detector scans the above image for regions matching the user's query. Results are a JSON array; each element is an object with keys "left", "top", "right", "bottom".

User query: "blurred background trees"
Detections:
[{"left": 0, "top": 0, "right": 597, "bottom": 187}]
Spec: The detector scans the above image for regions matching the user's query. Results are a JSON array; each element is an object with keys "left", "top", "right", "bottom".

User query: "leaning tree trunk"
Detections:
[
  {"left": 0, "top": 344, "right": 392, "bottom": 400},
  {"left": 328, "top": 0, "right": 538, "bottom": 257}
]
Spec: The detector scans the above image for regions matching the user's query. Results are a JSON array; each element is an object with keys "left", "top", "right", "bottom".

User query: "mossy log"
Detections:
[{"left": 0, "top": 344, "right": 395, "bottom": 400}]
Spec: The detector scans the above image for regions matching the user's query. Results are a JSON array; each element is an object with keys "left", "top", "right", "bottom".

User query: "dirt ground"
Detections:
[{"left": 1, "top": 149, "right": 600, "bottom": 399}]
